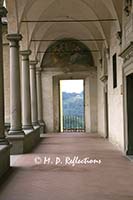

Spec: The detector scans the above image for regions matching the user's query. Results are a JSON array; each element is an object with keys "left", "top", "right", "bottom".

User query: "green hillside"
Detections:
[{"left": 62, "top": 92, "right": 84, "bottom": 116}]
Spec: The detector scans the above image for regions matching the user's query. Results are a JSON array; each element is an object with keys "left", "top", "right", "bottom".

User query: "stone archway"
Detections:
[{"left": 41, "top": 38, "right": 97, "bottom": 133}]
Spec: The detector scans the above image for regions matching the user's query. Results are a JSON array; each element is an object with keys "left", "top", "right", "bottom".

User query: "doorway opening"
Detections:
[
  {"left": 126, "top": 73, "right": 133, "bottom": 155},
  {"left": 60, "top": 79, "right": 85, "bottom": 132}
]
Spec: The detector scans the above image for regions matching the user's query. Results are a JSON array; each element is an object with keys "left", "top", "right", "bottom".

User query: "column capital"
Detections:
[
  {"left": 36, "top": 67, "right": 42, "bottom": 74},
  {"left": 7, "top": 34, "right": 22, "bottom": 42},
  {"left": 30, "top": 60, "right": 38, "bottom": 65},
  {"left": 0, "top": 7, "right": 7, "bottom": 18},
  {"left": 20, "top": 50, "right": 31, "bottom": 61},
  {"left": 29, "top": 60, "right": 38, "bottom": 69},
  {"left": 20, "top": 50, "right": 32, "bottom": 56}
]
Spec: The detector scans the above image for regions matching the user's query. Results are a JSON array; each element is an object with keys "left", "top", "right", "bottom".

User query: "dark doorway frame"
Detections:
[
  {"left": 104, "top": 86, "right": 109, "bottom": 138},
  {"left": 126, "top": 73, "right": 133, "bottom": 155}
]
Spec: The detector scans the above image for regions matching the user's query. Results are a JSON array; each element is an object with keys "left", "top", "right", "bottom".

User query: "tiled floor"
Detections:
[{"left": 0, "top": 133, "right": 133, "bottom": 200}]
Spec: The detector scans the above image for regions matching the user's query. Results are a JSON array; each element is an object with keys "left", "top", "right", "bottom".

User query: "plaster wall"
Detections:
[
  {"left": 87, "top": 76, "right": 97, "bottom": 133},
  {"left": 108, "top": 25, "right": 124, "bottom": 151},
  {"left": 97, "top": 23, "right": 125, "bottom": 151},
  {"left": 41, "top": 68, "right": 97, "bottom": 133},
  {"left": 97, "top": 66, "right": 106, "bottom": 137},
  {"left": 42, "top": 72, "right": 54, "bottom": 132},
  {"left": 85, "top": 77, "right": 90, "bottom": 133}
]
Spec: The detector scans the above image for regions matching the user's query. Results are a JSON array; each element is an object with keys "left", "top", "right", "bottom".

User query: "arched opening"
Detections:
[
  {"left": 41, "top": 38, "right": 97, "bottom": 133},
  {"left": 42, "top": 38, "right": 94, "bottom": 67}
]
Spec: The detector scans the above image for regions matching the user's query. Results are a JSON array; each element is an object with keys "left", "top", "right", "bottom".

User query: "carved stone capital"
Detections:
[
  {"left": 116, "top": 31, "right": 122, "bottom": 45},
  {"left": 29, "top": 60, "right": 38, "bottom": 65},
  {"left": 7, "top": 34, "right": 22, "bottom": 48},
  {"left": 0, "top": 7, "right": 7, "bottom": 18},
  {"left": 7, "top": 34, "right": 22, "bottom": 42},
  {"left": 36, "top": 67, "right": 42, "bottom": 74},
  {"left": 100, "top": 74, "right": 108, "bottom": 83},
  {"left": 20, "top": 50, "right": 32, "bottom": 56},
  {"left": 120, "top": 42, "right": 133, "bottom": 63}
]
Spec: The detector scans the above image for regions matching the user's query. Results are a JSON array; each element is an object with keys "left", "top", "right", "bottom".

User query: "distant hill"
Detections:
[{"left": 62, "top": 92, "right": 84, "bottom": 116}]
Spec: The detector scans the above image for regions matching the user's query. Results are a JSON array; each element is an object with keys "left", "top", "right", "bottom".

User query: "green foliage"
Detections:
[
  {"left": 62, "top": 91, "right": 84, "bottom": 116},
  {"left": 63, "top": 115, "right": 84, "bottom": 130},
  {"left": 62, "top": 92, "right": 85, "bottom": 130}
]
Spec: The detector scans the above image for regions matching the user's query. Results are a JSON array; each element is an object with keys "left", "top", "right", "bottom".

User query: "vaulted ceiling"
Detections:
[{"left": 6, "top": 0, "right": 123, "bottom": 64}]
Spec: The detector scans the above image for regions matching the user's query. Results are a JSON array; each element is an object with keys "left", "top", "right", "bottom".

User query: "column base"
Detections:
[
  {"left": 7, "top": 129, "right": 25, "bottom": 154},
  {"left": 6, "top": 134, "right": 25, "bottom": 155},
  {"left": 0, "top": 138, "right": 10, "bottom": 145},
  {"left": 6, "top": 127, "right": 40, "bottom": 155},
  {"left": 5, "top": 123, "right": 10, "bottom": 131},
  {"left": 32, "top": 122, "right": 39, "bottom": 126},
  {"left": 22, "top": 125, "right": 34, "bottom": 130},
  {"left": 39, "top": 120, "right": 45, "bottom": 133},
  {"left": 0, "top": 144, "right": 11, "bottom": 178},
  {"left": 8, "top": 129, "right": 25, "bottom": 136}
]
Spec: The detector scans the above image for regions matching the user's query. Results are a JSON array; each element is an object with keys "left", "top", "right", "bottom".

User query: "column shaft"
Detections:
[
  {"left": 7, "top": 34, "right": 24, "bottom": 135},
  {"left": 36, "top": 68, "right": 43, "bottom": 123},
  {"left": 0, "top": 7, "right": 8, "bottom": 143},
  {"left": 30, "top": 61, "right": 39, "bottom": 126},
  {"left": 21, "top": 50, "right": 33, "bottom": 130}
]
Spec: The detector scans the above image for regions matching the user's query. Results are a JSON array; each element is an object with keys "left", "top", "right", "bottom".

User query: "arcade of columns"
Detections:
[
  {"left": 0, "top": 6, "right": 45, "bottom": 156},
  {"left": 0, "top": 0, "right": 133, "bottom": 178}
]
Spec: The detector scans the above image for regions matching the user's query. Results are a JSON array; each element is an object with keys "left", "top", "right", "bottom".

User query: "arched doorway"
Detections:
[{"left": 41, "top": 38, "right": 97, "bottom": 133}]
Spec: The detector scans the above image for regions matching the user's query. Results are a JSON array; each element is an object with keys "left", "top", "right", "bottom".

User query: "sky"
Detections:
[{"left": 61, "top": 80, "right": 83, "bottom": 93}]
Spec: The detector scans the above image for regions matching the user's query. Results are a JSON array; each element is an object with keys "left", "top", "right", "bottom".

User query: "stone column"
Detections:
[
  {"left": 20, "top": 50, "right": 33, "bottom": 130},
  {"left": 29, "top": 61, "right": 39, "bottom": 126},
  {"left": 36, "top": 68, "right": 45, "bottom": 126},
  {"left": 7, "top": 33, "right": 24, "bottom": 135},
  {"left": 0, "top": 7, "right": 8, "bottom": 144}
]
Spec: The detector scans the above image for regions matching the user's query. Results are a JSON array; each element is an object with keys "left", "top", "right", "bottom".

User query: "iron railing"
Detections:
[{"left": 63, "top": 115, "right": 85, "bottom": 132}]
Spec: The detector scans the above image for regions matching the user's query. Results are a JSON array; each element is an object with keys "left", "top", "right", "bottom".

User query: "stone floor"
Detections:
[{"left": 0, "top": 133, "right": 133, "bottom": 200}]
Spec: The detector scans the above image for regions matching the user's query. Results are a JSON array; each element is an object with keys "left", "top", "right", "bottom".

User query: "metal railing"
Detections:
[{"left": 63, "top": 115, "right": 85, "bottom": 132}]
